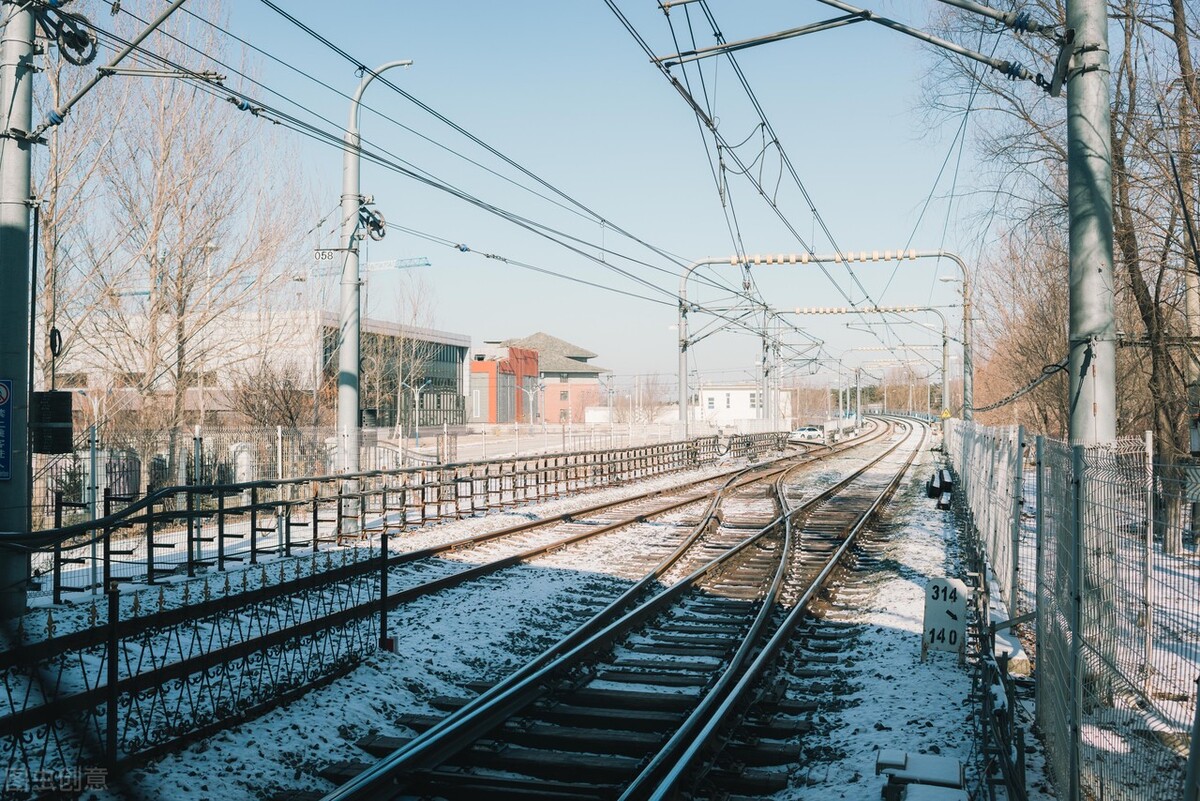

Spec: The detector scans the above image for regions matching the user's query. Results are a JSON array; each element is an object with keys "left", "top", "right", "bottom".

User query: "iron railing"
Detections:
[
  {"left": 946, "top": 420, "right": 1197, "bottom": 801},
  {"left": 28, "top": 436, "right": 736, "bottom": 602},
  {"left": 0, "top": 432, "right": 796, "bottom": 794}
]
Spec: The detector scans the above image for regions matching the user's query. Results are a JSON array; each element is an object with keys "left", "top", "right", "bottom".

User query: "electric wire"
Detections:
[
  {"left": 614, "top": 2, "right": 925, "bottom": 369},
  {"left": 118, "top": 0, "right": 754, "bottom": 306}
]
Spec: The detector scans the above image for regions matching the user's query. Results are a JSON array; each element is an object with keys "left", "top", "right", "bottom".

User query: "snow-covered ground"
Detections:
[
  {"left": 42, "top": 434, "right": 1054, "bottom": 801},
  {"left": 774, "top": 440, "right": 1056, "bottom": 800}
]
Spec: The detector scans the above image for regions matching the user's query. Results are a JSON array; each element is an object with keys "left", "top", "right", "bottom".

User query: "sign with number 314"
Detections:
[{"left": 921, "top": 577, "right": 968, "bottom": 662}]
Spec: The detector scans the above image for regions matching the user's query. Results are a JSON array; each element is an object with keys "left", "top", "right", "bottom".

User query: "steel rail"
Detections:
[
  {"left": 1, "top": 435, "right": 872, "bottom": 770},
  {"left": 620, "top": 417, "right": 919, "bottom": 798},
  {"left": 321, "top": 419, "right": 905, "bottom": 800},
  {"left": 640, "top": 416, "right": 928, "bottom": 799}
]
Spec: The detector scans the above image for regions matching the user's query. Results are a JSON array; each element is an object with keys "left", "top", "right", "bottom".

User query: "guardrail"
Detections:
[
  {"left": 0, "top": 431, "right": 787, "bottom": 793},
  {"left": 15, "top": 436, "right": 740, "bottom": 603}
]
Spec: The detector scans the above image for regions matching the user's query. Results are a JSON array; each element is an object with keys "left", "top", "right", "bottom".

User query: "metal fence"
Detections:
[
  {"left": 946, "top": 420, "right": 1199, "bottom": 801},
  {"left": 23, "top": 433, "right": 789, "bottom": 602},
  {"left": 1, "top": 430, "right": 784, "bottom": 791},
  {"left": 944, "top": 419, "right": 1025, "bottom": 616}
]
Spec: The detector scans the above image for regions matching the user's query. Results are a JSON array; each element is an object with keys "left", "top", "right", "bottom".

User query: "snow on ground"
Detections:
[
  {"left": 67, "top": 434, "right": 1058, "bottom": 801},
  {"left": 12, "top": 458, "right": 750, "bottom": 646},
  {"left": 778, "top": 440, "right": 1057, "bottom": 800}
]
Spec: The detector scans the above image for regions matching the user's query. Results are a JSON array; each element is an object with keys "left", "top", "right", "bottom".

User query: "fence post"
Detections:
[
  {"left": 250, "top": 485, "right": 259, "bottom": 565},
  {"left": 1035, "top": 436, "right": 1044, "bottom": 630},
  {"left": 1144, "top": 429, "right": 1154, "bottom": 689},
  {"left": 190, "top": 429, "right": 200, "bottom": 577},
  {"left": 89, "top": 425, "right": 98, "bottom": 595},
  {"left": 1011, "top": 427, "right": 1025, "bottom": 616},
  {"left": 103, "top": 488, "right": 113, "bottom": 588},
  {"left": 379, "top": 526, "right": 390, "bottom": 651},
  {"left": 105, "top": 578, "right": 119, "bottom": 766},
  {"left": 1069, "top": 444, "right": 1085, "bottom": 801},
  {"left": 1184, "top": 674, "right": 1200, "bottom": 801},
  {"left": 52, "top": 491, "right": 63, "bottom": 604}
]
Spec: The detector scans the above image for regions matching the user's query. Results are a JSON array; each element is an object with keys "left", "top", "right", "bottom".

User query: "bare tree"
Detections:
[
  {"left": 228, "top": 361, "right": 312, "bottom": 430},
  {"left": 36, "top": 4, "right": 309, "bottom": 494},
  {"left": 927, "top": 1, "right": 1200, "bottom": 551}
]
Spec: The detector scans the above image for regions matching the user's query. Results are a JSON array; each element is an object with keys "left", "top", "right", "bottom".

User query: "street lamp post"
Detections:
[
  {"left": 515, "top": 382, "right": 544, "bottom": 457},
  {"left": 403, "top": 379, "right": 430, "bottom": 451},
  {"left": 337, "top": 59, "right": 412, "bottom": 475}
]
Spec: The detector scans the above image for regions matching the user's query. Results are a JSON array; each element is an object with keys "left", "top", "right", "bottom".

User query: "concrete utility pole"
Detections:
[
  {"left": 1065, "top": 0, "right": 1116, "bottom": 445},
  {"left": 338, "top": 60, "right": 411, "bottom": 475},
  {"left": 0, "top": 2, "right": 35, "bottom": 617}
]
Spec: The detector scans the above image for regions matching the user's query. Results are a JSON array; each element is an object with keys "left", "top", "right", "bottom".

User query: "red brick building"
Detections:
[
  {"left": 503, "top": 333, "right": 608, "bottom": 424},
  {"left": 467, "top": 344, "right": 540, "bottom": 424}
]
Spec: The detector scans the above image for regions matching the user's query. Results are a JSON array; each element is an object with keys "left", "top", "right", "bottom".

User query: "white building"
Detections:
[{"left": 694, "top": 383, "right": 792, "bottom": 426}]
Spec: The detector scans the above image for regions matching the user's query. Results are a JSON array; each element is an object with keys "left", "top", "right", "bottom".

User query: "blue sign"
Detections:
[{"left": 0, "top": 379, "right": 10, "bottom": 481}]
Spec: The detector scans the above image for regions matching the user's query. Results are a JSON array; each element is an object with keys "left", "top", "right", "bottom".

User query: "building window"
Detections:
[
  {"left": 725, "top": 393, "right": 731, "bottom": 409},
  {"left": 749, "top": 392, "right": 759, "bottom": 409},
  {"left": 706, "top": 396, "right": 714, "bottom": 410},
  {"left": 560, "top": 374, "right": 568, "bottom": 383},
  {"left": 559, "top": 391, "right": 569, "bottom": 401}
]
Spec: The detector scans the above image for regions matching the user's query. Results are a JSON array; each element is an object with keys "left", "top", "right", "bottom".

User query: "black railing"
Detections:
[
  {"left": 0, "top": 432, "right": 790, "bottom": 791},
  {"left": 14, "top": 436, "right": 741, "bottom": 603}
]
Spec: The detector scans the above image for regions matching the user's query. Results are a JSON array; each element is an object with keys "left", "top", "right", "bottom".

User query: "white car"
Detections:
[{"left": 787, "top": 426, "right": 823, "bottom": 444}]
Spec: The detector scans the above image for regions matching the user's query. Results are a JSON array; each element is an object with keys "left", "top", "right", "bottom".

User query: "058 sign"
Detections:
[{"left": 921, "top": 577, "right": 967, "bottom": 662}]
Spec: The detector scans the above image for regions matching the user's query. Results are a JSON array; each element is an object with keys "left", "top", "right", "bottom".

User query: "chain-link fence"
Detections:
[
  {"left": 944, "top": 419, "right": 1025, "bottom": 616},
  {"left": 947, "top": 420, "right": 1199, "bottom": 801}
]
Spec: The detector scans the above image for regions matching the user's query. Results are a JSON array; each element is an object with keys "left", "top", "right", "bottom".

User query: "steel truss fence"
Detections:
[
  {"left": 946, "top": 419, "right": 1199, "bottom": 801},
  {"left": 1, "top": 432, "right": 785, "bottom": 791}
]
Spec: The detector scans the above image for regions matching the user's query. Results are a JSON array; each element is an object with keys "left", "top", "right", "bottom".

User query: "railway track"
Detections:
[
  {"left": 1, "top": 425, "right": 891, "bottom": 787},
  {"left": 277, "top": 417, "right": 924, "bottom": 801}
]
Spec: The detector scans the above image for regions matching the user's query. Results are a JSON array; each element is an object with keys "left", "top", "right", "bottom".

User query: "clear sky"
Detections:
[{"left": 212, "top": 1, "right": 1011, "bottom": 389}]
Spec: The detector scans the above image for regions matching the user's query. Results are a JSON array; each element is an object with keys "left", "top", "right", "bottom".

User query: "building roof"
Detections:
[
  {"left": 504, "top": 332, "right": 608, "bottom": 376},
  {"left": 318, "top": 311, "right": 470, "bottom": 349}
]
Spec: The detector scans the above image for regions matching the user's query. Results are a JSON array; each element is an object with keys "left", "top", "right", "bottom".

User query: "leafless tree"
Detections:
[
  {"left": 228, "top": 361, "right": 312, "bottom": 430},
  {"left": 37, "top": 3, "right": 309, "bottom": 493},
  {"left": 928, "top": 1, "right": 1200, "bottom": 549}
]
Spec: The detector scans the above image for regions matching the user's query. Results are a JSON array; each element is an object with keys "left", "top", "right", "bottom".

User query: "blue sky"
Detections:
[{"left": 217, "top": 1, "right": 1012, "bottom": 388}]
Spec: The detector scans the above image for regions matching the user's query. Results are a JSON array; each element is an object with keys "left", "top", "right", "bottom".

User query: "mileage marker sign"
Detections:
[{"left": 921, "top": 577, "right": 968, "bottom": 662}]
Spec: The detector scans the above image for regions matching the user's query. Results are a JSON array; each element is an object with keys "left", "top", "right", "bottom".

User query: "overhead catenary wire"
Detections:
[
  {"left": 66, "top": 6, "right": 836, "bottom": 412},
  {"left": 611, "top": 2, "right": 931, "bottom": 368},
  {"left": 113, "top": 0, "right": 756, "bottom": 306},
  {"left": 47, "top": 13, "right": 802, "bottom": 367},
  {"left": 162, "top": 0, "right": 829, "bottom": 358}
]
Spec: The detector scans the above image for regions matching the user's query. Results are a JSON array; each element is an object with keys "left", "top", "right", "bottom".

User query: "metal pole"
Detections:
[
  {"left": 1035, "top": 436, "right": 1044, "bottom": 609},
  {"left": 1069, "top": 445, "right": 1085, "bottom": 801},
  {"left": 677, "top": 257, "right": 739, "bottom": 433},
  {"left": 337, "top": 60, "right": 412, "bottom": 475},
  {"left": 940, "top": 314, "right": 950, "bottom": 415},
  {"left": 1065, "top": 0, "right": 1116, "bottom": 445},
  {"left": 192, "top": 426, "right": 201, "bottom": 569},
  {"left": 1185, "top": 673, "right": 1200, "bottom": 801},
  {"left": 855, "top": 368, "right": 862, "bottom": 427},
  {"left": 88, "top": 424, "right": 98, "bottom": 594},
  {"left": 1144, "top": 429, "right": 1154, "bottom": 687},
  {"left": 1011, "top": 427, "right": 1025, "bottom": 616},
  {"left": 0, "top": 3, "right": 35, "bottom": 616}
]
